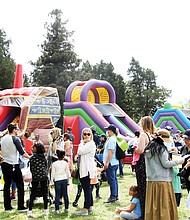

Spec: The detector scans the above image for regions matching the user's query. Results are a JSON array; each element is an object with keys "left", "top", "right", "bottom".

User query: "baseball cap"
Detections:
[
  {"left": 66, "top": 127, "right": 72, "bottom": 131},
  {"left": 165, "top": 126, "right": 173, "bottom": 132},
  {"left": 183, "top": 129, "right": 190, "bottom": 140},
  {"left": 105, "top": 124, "right": 117, "bottom": 134}
]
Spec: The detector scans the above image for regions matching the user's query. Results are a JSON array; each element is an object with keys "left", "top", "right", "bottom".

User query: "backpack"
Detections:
[
  {"left": 115, "top": 137, "right": 128, "bottom": 160},
  {"left": 116, "top": 142, "right": 126, "bottom": 160}
]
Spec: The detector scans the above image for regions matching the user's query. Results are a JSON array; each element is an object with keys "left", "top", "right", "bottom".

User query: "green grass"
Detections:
[{"left": 0, "top": 165, "right": 189, "bottom": 219}]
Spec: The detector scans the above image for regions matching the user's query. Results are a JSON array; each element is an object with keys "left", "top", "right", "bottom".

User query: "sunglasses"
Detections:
[{"left": 83, "top": 133, "right": 91, "bottom": 136}]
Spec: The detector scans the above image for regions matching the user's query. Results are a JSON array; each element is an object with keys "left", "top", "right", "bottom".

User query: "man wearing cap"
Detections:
[
  {"left": 1, "top": 123, "right": 30, "bottom": 212},
  {"left": 180, "top": 129, "right": 190, "bottom": 192},
  {"left": 164, "top": 126, "right": 177, "bottom": 157},
  {"left": 90, "top": 125, "right": 100, "bottom": 147},
  {"left": 103, "top": 124, "right": 119, "bottom": 203},
  {"left": 66, "top": 127, "right": 75, "bottom": 143}
]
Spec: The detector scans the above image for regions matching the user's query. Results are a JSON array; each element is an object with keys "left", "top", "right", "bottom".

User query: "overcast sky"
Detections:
[{"left": 0, "top": 0, "right": 190, "bottom": 104}]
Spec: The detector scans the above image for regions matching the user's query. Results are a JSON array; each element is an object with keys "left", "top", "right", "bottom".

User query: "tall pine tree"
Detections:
[
  {"left": 0, "top": 29, "right": 16, "bottom": 90},
  {"left": 30, "top": 9, "right": 81, "bottom": 103},
  {"left": 126, "top": 57, "right": 171, "bottom": 122}
]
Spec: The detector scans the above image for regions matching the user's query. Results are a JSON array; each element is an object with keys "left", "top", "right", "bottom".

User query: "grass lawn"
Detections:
[{"left": 0, "top": 165, "right": 189, "bottom": 219}]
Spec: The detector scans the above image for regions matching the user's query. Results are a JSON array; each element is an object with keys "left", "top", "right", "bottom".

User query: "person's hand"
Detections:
[
  {"left": 181, "top": 155, "right": 190, "bottom": 164},
  {"left": 83, "top": 139, "right": 90, "bottom": 143},
  {"left": 50, "top": 184, "right": 54, "bottom": 189},
  {"left": 104, "top": 163, "right": 108, "bottom": 169},
  {"left": 185, "top": 158, "right": 190, "bottom": 168}
]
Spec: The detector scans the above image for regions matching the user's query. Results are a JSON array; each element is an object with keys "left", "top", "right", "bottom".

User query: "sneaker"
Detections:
[
  {"left": 27, "top": 210, "right": 33, "bottom": 217},
  {"left": 18, "top": 206, "right": 28, "bottom": 212},
  {"left": 64, "top": 209, "right": 69, "bottom": 213},
  {"left": 72, "top": 202, "right": 78, "bottom": 207},
  {"left": 44, "top": 209, "right": 49, "bottom": 215},
  {"left": 10, "top": 196, "right": 16, "bottom": 200},
  {"left": 5, "top": 206, "right": 14, "bottom": 212},
  {"left": 76, "top": 209, "right": 88, "bottom": 216},
  {"left": 96, "top": 195, "right": 102, "bottom": 199},
  {"left": 120, "top": 175, "right": 124, "bottom": 178},
  {"left": 54, "top": 210, "right": 60, "bottom": 214},
  {"left": 88, "top": 207, "right": 93, "bottom": 214},
  {"left": 104, "top": 198, "right": 116, "bottom": 203}
]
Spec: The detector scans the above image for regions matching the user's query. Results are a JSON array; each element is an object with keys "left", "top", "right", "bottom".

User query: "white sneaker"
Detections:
[
  {"left": 76, "top": 209, "right": 88, "bottom": 216},
  {"left": 44, "top": 209, "right": 49, "bottom": 215},
  {"left": 54, "top": 210, "right": 60, "bottom": 214},
  {"left": 27, "top": 210, "right": 32, "bottom": 217}
]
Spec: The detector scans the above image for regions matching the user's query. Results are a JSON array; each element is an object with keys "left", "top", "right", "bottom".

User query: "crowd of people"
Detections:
[{"left": 0, "top": 120, "right": 190, "bottom": 219}]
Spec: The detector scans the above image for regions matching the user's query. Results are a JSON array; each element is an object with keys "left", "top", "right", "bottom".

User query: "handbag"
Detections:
[
  {"left": 21, "top": 167, "right": 32, "bottom": 182},
  {"left": 71, "top": 169, "right": 79, "bottom": 179}
]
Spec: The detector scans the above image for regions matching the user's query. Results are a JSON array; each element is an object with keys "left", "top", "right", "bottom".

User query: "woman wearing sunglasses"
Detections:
[{"left": 76, "top": 128, "right": 96, "bottom": 216}]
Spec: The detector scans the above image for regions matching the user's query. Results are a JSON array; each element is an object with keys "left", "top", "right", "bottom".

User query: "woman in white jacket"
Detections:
[{"left": 76, "top": 127, "right": 96, "bottom": 216}]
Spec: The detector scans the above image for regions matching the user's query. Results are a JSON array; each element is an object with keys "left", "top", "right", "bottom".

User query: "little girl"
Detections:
[
  {"left": 115, "top": 185, "right": 141, "bottom": 220},
  {"left": 51, "top": 150, "right": 70, "bottom": 214},
  {"left": 27, "top": 142, "right": 49, "bottom": 217}
]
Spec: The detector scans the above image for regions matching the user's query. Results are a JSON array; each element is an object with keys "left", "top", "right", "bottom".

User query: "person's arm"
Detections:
[
  {"left": 124, "top": 202, "right": 136, "bottom": 212},
  {"left": 135, "top": 133, "right": 147, "bottom": 154},
  {"left": 12, "top": 136, "right": 30, "bottom": 159},
  {"left": 117, "top": 203, "right": 136, "bottom": 214},
  {"left": 104, "top": 149, "right": 114, "bottom": 169},
  {"left": 77, "top": 141, "right": 96, "bottom": 155},
  {"left": 160, "top": 150, "right": 184, "bottom": 168}
]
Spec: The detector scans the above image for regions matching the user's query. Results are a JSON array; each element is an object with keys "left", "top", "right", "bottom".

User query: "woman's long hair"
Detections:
[
  {"left": 145, "top": 136, "right": 169, "bottom": 158},
  {"left": 140, "top": 116, "right": 155, "bottom": 134}
]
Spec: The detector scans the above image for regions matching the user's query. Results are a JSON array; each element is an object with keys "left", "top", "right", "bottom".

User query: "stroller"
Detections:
[{"left": 26, "top": 180, "right": 54, "bottom": 207}]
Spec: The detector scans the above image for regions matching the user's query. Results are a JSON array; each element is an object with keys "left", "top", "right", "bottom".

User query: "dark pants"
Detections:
[
  {"left": 119, "top": 159, "right": 124, "bottom": 176},
  {"left": 54, "top": 179, "right": 69, "bottom": 210},
  {"left": 1, "top": 162, "right": 25, "bottom": 210},
  {"left": 90, "top": 182, "right": 100, "bottom": 196},
  {"left": 135, "top": 154, "right": 146, "bottom": 219},
  {"left": 73, "top": 184, "right": 83, "bottom": 203},
  {"left": 175, "top": 193, "right": 182, "bottom": 207},
  {"left": 80, "top": 175, "right": 93, "bottom": 209},
  {"left": 28, "top": 180, "right": 48, "bottom": 210}
]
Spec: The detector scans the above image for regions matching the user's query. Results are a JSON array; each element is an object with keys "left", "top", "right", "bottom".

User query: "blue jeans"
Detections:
[
  {"left": 54, "top": 179, "right": 69, "bottom": 210},
  {"left": 105, "top": 163, "right": 119, "bottom": 199},
  {"left": 119, "top": 159, "right": 124, "bottom": 176}
]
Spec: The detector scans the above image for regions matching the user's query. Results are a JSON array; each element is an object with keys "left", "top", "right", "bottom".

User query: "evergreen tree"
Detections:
[
  {"left": 126, "top": 57, "right": 171, "bottom": 122},
  {"left": 30, "top": 9, "right": 81, "bottom": 127},
  {"left": 0, "top": 29, "right": 16, "bottom": 90}
]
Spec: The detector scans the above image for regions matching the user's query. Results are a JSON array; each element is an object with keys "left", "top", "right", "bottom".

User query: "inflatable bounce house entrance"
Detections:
[
  {"left": 153, "top": 102, "right": 190, "bottom": 133},
  {"left": 0, "top": 64, "right": 61, "bottom": 146},
  {"left": 64, "top": 79, "right": 141, "bottom": 155}
]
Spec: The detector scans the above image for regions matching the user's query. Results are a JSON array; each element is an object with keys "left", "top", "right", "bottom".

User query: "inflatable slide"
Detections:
[{"left": 63, "top": 79, "right": 141, "bottom": 151}]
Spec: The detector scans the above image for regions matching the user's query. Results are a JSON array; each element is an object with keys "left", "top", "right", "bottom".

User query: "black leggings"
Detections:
[{"left": 28, "top": 180, "right": 48, "bottom": 210}]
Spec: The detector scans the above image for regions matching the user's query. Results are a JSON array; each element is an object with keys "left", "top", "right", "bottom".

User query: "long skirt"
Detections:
[{"left": 145, "top": 181, "right": 178, "bottom": 220}]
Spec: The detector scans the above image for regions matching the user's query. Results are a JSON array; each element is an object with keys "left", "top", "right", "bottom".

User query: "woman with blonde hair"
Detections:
[
  {"left": 134, "top": 116, "right": 155, "bottom": 219},
  {"left": 64, "top": 133, "right": 73, "bottom": 171},
  {"left": 76, "top": 127, "right": 96, "bottom": 216},
  {"left": 48, "top": 127, "right": 64, "bottom": 164}
]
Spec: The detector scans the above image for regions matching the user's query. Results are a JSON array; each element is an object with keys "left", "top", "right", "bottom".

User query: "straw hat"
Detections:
[{"left": 157, "top": 129, "right": 172, "bottom": 143}]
